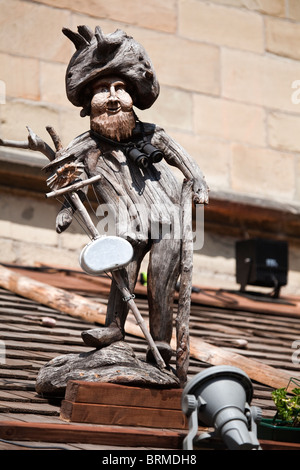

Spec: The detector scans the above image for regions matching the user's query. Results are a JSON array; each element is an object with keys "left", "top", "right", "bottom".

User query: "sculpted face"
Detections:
[{"left": 90, "top": 76, "right": 136, "bottom": 141}]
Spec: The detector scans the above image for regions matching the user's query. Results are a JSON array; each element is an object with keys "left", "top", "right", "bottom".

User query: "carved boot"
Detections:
[
  {"left": 81, "top": 319, "right": 123, "bottom": 349},
  {"left": 146, "top": 341, "right": 173, "bottom": 366}
]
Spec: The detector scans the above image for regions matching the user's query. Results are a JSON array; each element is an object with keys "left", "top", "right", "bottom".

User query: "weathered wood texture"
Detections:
[
  {"left": 176, "top": 180, "right": 193, "bottom": 386},
  {"left": 61, "top": 401, "right": 186, "bottom": 429},
  {"left": 63, "top": 26, "right": 160, "bottom": 112},
  {"left": 0, "top": 264, "right": 106, "bottom": 324},
  {"left": 0, "top": 421, "right": 185, "bottom": 449},
  {"left": 60, "top": 382, "right": 187, "bottom": 429},
  {"left": 0, "top": 264, "right": 296, "bottom": 390},
  {"left": 65, "top": 380, "right": 182, "bottom": 408},
  {"left": 35, "top": 341, "right": 179, "bottom": 396},
  {"left": 0, "top": 266, "right": 300, "bottom": 449}
]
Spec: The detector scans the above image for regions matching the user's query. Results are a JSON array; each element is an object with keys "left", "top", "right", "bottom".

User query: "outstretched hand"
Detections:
[
  {"left": 192, "top": 178, "right": 209, "bottom": 205},
  {"left": 0, "top": 126, "right": 55, "bottom": 161},
  {"left": 27, "top": 126, "right": 45, "bottom": 152}
]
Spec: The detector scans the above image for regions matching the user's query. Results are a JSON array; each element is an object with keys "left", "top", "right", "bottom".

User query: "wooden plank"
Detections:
[
  {"left": 2, "top": 339, "right": 89, "bottom": 355},
  {"left": 0, "top": 264, "right": 107, "bottom": 324},
  {"left": 0, "top": 379, "right": 37, "bottom": 391},
  {"left": 186, "top": 337, "right": 295, "bottom": 390},
  {"left": 0, "top": 421, "right": 186, "bottom": 449},
  {"left": 0, "top": 268, "right": 297, "bottom": 391},
  {"left": 260, "top": 440, "right": 300, "bottom": 451},
  {"left": 65, "top": 381, "right": 183, "bottom": 410},
  {"left": 0, "top": 390, "right": 47, "bottom": 403},
  {"left": 1, "top": 269, "right": 295, "bottom": 390},
  {"left": 191, "top": 288, "right": 300, "bottom": 319},
  {"left": 0, "top": 330, "right": 82, "bottom": 345},
  {"left": 60, "top": 400, "right": 187, "bottom": 429},
  {"left": 0, "top": 401, "right": 60, "bottom": 416}
]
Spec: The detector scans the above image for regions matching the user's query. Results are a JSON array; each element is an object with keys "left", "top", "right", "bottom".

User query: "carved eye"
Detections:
[{"left": 98, "top": 86, "right": 109, "bottom": 93}]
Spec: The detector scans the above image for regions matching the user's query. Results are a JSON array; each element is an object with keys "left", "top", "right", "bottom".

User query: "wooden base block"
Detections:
[{"left": 60, "top": 381, "right": 187, "bottom": 430}]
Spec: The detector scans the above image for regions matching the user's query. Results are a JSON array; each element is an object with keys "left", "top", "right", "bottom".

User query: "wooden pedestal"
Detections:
[{"left": 60, "top": 381, "right": 187, "bottom": 430}]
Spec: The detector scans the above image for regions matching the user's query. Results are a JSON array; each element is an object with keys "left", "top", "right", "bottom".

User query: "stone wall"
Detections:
[{"left": 1, "top": 0, "right": 300, "bottom": 294}]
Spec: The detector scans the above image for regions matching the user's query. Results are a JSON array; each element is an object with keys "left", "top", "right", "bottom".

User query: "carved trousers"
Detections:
[{"left": 106, "top": 237, "right": 181, "bottom": 345}]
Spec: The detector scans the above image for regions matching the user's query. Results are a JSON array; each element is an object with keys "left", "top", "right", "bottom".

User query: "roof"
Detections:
[{"left": 0, "top": 263, "right": 299, "bottom": 450}]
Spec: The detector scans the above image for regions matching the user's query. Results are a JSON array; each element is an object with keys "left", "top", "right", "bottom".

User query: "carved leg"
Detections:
[
  {"left": 106, "top": 242, "right": 149, "bottom": 330},
  {"left": 105, "top": 267, "right": 129, "bottom": 331},
  {"left": 146, "top": 237, "right": 181, "bottom": 364}
]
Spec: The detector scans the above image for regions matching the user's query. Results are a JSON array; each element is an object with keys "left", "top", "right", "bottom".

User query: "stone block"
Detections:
[
  {"left": 0, "top": 220, "right": 12, "bottom": 240},
  {"left": 0, "top": 237, "right": 17, "bottom": 264},
  {"left": 10, "top": 223, "right": 58, "bottom": 246},
  {"left": 170, "top": 130, "right": 231, "bottom": 191},
  {"left": 40, "top": 62, "right": 71, "bottom": 107},
  {"left": 33, "top": 0, "right": 177, "bottom": 33},
  {"left": 208, "top": 0, "right": 285, "bottom": 16},
  {"left": 222, "top": 48, "right": 300, "bottom": 113},
  {"left": 193, "top": 94, "right": 266, "bottom": 146},
  {"left": 0, "top": 53, "right": 40, "bottom": 101},
  {"left": 0, "top": 192, "right": 58, "bottom": 245},
  {"left": 231, "top": 143, "right": 295, "bottom": 201},
  {"left": 266, "top": 17, "right": 300, "bottom": 61},
  {"left": 179, "top": 0, "right": 264, "bottom": 53},
  {"left": 294, "top": 155, "right": 300, "bottom": 201},
  {"left": 0, "top": 0, "right": 72, "bottom": 63},
  {"left": 0, "top": 99, "right": 60, "bottom": 145},
  {"left": 58, "top": 231, "right": 88, "bottom": 251},
  {"left": 244, "top": 0, "right": 285, "bottom": 16},
  {"left": 138, "top": 86, "right": 193, "bottom": 132},
  {"left": 133, "top": 29, "right": 220, "bottom": 95},
  {"left": 14, "top": 241, "right": 80, "bottom": 268},
  {"left": 288, "top": 0, "right": 300, "bottom": 21},
  {"left": 58, "top": 107, "right": 90, "bottom": 147},
  {"left": 268, "top": 111, "right": 300, "bottom": 152}
]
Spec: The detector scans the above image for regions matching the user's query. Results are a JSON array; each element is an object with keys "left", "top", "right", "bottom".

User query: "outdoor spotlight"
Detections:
[
  {"left": 181, "top": 365, "right": 262, "bottom": 450},
  {"left": 236, "top": 238, "right": 288, "bottom": 297}
]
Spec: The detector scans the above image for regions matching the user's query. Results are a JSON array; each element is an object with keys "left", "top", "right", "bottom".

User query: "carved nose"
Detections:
[
  {"left": 107, "top": 95, "right": 120, "bottom": 111},
  {"left": 107, "top": 88, "right": 120, "bottom": 110},
  {"left": 109, "top": 85, "right": 118, "bottom": 99},
  {"left": 108, "top": 94, "right": 119, "bottom": 103}
]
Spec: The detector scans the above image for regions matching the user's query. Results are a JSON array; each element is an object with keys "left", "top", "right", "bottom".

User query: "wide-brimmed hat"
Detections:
[{"left": 63, "top": 25, "right": 160, "bottom": 116}]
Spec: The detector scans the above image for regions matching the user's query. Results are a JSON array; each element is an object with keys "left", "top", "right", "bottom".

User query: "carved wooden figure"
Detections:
[{"left": 0, "top": 26, "right": 208, "bottom": 384}]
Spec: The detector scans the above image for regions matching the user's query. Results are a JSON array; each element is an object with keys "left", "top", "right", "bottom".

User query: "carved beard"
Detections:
[{"left": 90, "top": 110, "right": 136, "bottom": 141}]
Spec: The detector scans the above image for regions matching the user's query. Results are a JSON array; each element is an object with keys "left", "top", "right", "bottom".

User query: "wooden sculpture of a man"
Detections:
[{"left": 4, "top": 26, "right": 209, "bottom": 368}]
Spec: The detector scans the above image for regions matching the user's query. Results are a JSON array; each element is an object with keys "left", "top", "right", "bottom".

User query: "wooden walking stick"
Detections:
[{"left": 176, "top": 179, "right": 193, "bottom": 386}]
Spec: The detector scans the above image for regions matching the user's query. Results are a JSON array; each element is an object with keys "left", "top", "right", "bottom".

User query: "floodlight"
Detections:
[
  {"left": 181, "top": 365, "right": 262, "bottom": 450},
  {"left": 236, "top": 238, "right": 288, "bottom": 298}
]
